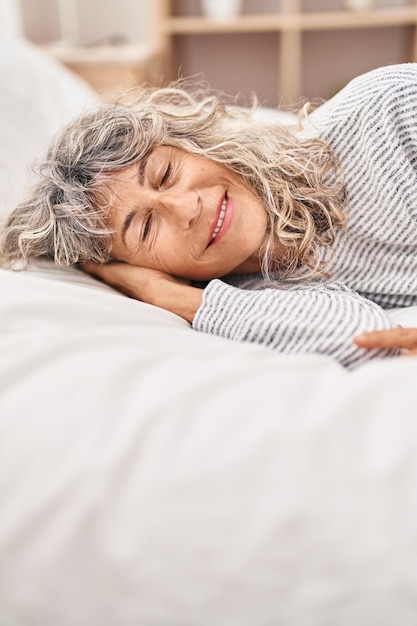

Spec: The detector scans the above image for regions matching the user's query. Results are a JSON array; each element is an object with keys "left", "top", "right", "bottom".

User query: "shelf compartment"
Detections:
[{"left": 161, "top": 7, "right": 417, "bottom": 34}]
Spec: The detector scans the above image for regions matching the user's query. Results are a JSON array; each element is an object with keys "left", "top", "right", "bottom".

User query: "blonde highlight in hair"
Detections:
[{"left": 0, "top": 81, "right": 346, "bottom": 278}]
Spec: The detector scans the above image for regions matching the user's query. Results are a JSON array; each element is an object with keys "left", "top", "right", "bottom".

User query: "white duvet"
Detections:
[{"left": 1, "top": 38, "right": 417, "bottom": 626}]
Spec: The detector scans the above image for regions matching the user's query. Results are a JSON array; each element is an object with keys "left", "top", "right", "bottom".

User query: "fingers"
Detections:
[
  {"left": 354, "top": 326, "right": 417, "bottom": 350},
  {"left": 81, "top": 261, "right": 142, "bottom": 300},
  {"left": 81, "top": 261, "right": 98, "bottom": 273},
  {"left": 82, "top": 260, "right": 115, "bottom": 278},
  {"left": 82, "top": 261, "right": 130, "bottom": 284},
  {"left": 81, "top": 261, "right": 176, "bottom": 303}
]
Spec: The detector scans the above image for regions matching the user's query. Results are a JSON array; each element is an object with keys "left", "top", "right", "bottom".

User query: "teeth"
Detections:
[{"left": 211, "top": 198, "right": 227, "bottom": 240}]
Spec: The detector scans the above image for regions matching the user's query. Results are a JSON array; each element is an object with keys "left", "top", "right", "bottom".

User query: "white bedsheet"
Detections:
[
  {"left": 2, "top": 37, "right": 417, "bottom": 626},
  {"left": 1, "top": 261, "right": 417, "bottom": 625}
]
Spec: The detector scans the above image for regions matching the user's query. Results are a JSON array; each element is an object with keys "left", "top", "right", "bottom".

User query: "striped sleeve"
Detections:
[{"left": 192, "top": 279, "right": 400, "bottom": 370}]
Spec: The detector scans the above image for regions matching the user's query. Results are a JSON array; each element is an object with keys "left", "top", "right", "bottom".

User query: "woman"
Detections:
[{"left": 2, "top": 64, "right": 417, "bottom": 367}]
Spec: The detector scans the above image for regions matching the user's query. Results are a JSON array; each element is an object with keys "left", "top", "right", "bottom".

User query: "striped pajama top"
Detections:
[{"left": 193, "top": 64, "right": 417, "bottom": 369}]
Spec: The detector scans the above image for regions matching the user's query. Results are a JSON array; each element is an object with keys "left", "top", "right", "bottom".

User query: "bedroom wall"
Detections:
[
  {"left": 16, "top": 0, "right": 415, "bottom": 103},
  {"left": 19, "top": 0, "right": 155, "bottom": 45}
]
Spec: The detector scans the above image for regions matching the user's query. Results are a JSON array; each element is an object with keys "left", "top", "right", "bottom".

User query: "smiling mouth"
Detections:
[{"left": 208, "top": 193, "right": 228, "bottom": 247}]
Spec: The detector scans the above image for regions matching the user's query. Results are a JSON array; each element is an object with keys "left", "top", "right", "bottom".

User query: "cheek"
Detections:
[
  {"left": 110, "top": 238, "right": 143, "bottom": 265},
  {"left": 110, "top": 241, "right": 128, "bottom": 263},
  {"left": 237, "top": 194, "right": 267, "bottom": 233},
  {"left": 155, "top": 242, "right": 196, "bottom": 274}
]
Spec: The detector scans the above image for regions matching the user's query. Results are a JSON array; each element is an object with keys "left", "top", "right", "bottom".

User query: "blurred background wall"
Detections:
[
  {"left": 19, "top": 0, "right": 154, "bottom": 46},
  {"left": 5, "top": 0, "right": 416, "bottom": 104}
]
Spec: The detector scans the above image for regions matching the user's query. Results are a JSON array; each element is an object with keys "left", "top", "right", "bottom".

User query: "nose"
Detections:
[{"left": 156, "top": 190, "right": 199, "bottom": 230}]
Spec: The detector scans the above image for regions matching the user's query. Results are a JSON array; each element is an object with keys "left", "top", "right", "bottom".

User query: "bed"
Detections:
[{"left": 1, "top": 38, "right": 417, "bottom": 626}]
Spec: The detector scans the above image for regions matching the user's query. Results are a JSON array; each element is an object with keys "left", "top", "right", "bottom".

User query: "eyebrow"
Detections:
[
  {"left": 138, "top": 151, "right": 150, "bottom": 186},
  {"left": 121, "top": 209, "right": 137, "bottom": 246}
]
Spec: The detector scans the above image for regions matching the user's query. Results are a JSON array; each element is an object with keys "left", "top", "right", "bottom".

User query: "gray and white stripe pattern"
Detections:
[
  {"left": 193, "top": 279, "right": 399, "bottom": 370},
  {"left": 310, "top": 63, "right": 417, "bottom": 308}
]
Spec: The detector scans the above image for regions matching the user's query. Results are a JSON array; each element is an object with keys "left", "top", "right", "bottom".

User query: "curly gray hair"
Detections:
[{"left": 0, "top": 82, "right": 346, "bottom": 279}]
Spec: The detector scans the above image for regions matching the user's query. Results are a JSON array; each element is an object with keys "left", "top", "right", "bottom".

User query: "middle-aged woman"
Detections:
[{"left": 2, "top": 63, "right": 417, "bottom": 368}]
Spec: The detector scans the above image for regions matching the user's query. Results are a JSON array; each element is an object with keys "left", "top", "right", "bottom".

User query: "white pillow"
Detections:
[
  {"left": 0, "top": 37, "right": 96, "bottom": 224},
  {"left": 388, "top": 305, "right": 417, "bottom": 327}
]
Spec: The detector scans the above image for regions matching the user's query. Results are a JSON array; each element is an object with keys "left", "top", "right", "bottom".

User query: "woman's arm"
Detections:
[
  {"left": 193, "top": 279, "right": 400, "bottom": 369},
  {"left": 83, "top": 261, "right": 203, "bottom": 323},
  {"left": 83, "top": 262, "right": 400, "bottom": 369}
]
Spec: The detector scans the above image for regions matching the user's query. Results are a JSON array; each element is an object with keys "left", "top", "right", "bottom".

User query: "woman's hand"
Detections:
[
  {"left": 83, "top": 261, "right": 203, "bottom": 324},
  {"left": 354, "top": 326, "right": 417, "bottom": 356}
]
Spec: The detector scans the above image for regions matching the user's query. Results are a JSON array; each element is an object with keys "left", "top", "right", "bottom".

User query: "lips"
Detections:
[{"left": 207, "top": 192, "right": 234, "bottom": 247}]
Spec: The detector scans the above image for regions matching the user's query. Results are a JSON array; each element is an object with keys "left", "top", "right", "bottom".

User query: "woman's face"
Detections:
[{"left": 109, "top": 146, "right": 268, "bottom": 280}]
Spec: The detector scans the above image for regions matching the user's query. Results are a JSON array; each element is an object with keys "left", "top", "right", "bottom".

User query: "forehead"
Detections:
[{"left": 105, "top": 165, "right": 139, "bottom": 230}]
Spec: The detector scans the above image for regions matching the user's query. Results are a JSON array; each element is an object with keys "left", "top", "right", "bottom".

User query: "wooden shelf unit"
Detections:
[{"left": 157, "top": 0, "right": 417, "bottom": 102}]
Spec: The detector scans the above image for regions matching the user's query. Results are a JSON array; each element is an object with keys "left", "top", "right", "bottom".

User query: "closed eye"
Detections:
[
  {"left": 142, "top": 213, "right": 153, "bottom": 241},
  {"left": 159, "top": 163, "right": 172, "bottom": 188}
]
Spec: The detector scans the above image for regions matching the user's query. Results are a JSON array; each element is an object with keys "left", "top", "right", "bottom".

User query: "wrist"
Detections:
[{"left": 150, "top": 281, "right": 203, "bottom": 323}]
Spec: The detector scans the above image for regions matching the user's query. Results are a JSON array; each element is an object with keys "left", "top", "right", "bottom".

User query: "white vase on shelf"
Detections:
[
  {"left": 200, "top": 0, "right": 243, "bottom": 20},
  {"left": 345, "top": 0, "right": 374, "bottom": 8}
]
